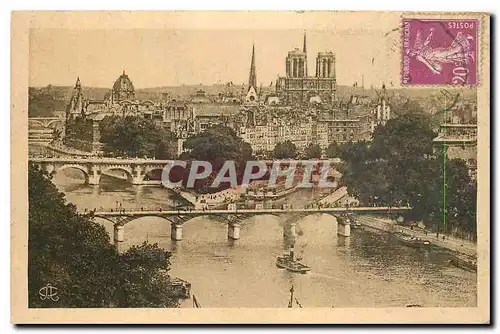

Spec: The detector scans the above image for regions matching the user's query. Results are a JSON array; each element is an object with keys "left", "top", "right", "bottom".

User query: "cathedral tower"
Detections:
[{"left": 316, "top": 52, "right": 335, "bottom": 78}]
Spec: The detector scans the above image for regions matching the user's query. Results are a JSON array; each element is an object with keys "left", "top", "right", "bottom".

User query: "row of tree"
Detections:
[
  {"left": 339, "top": 113, "right": 476, "bottom": 239},
  {"left": 97, "top": 115, "right": 348, "bottom": 162},
  {"left": 29, "top": 164, "right": 180, "bottom": 307},
  {"left": 271, "top": 141, "right": 343, "bottom": 160}
]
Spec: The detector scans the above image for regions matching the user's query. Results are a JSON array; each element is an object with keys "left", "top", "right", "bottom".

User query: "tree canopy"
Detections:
[
  {"left": 28, "top": 87, "right": 66, "bottom": 117},
  {"left": 183, "top": 124, "right": 252, "bottom": 169},
  {"left": 341, "top": 113, "right": 476, "bottom": 238},
  {"left": 273, "top": 140, "right": 297, "bottom": 159},
  {"left": 29, "top": 164, "right": 180, "bottom": 307},
  {"left": 99, "top": 116, "right": 176, "bottom": 159},
  {"left": 174, "top": 125, "right": 253, "bottom": 193},
  {"left": 326, "top": 141, "right": 342, "bottom": 158},
  {"left": 303, "top": 143, "right": 322, "bottom": 159}
]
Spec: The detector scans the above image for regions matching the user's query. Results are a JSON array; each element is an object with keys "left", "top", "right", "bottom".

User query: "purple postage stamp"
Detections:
[{"left": 402, "top": 18, "right": 479, "bottom": 85}]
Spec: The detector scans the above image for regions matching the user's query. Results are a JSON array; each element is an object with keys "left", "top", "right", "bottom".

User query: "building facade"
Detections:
[{"left": 433, "top": 123, "right": 477, "bottom": 179}]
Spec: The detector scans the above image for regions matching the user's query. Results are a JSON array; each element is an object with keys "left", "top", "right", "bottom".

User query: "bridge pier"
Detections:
[
  {"left": 87, "top": 168, "right": 100, "bottom": 185},
  {"left": 87, "top": 174, "right": 100, "bottom": 185},
  {"left": 114, "top": 225, "right": 125, "bottom": 252},
  {"left": 337, "top": 220, "right": 351, "bottom": 237},
  {"left": 171, "top": 223, "right": 183, "bottom": 241},
  {"left": 132, "top": 166, "right": 145, "bottom": 185},
  {"left": 283, "top": 222, "right": 297, "bottom": 239},
  {"left": 227, "top": 222, "right": 241, "bottom": 240}
]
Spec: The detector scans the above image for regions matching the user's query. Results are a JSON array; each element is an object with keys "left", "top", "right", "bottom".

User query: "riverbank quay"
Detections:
[{"left": 355, "top": 215, "right": 476, "bottom": 258}]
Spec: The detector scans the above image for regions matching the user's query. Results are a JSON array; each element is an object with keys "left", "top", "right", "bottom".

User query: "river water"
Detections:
[{"left": 30, "top": 145, "right": 477, "bottom": 308}]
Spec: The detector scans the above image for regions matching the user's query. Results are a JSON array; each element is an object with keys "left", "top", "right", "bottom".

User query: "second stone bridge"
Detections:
[{"left": 81, "top": 206, "right": 411, "bottom": 251}]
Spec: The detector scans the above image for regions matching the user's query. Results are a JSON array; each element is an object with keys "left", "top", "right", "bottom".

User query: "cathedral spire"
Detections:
[
  {"left": 248, "top": 43, "right": 257, "bottom": 92},
  {"left": 75, "top": 77, "right": 81, "bottom": 89}
]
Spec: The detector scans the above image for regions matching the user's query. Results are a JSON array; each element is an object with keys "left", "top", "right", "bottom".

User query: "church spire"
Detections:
[
  {"left": 75, "top": 76, "right": 81, "bottom": 89},
  {"left": 248, "top": 43, "right": 257, "bottom": 91}
]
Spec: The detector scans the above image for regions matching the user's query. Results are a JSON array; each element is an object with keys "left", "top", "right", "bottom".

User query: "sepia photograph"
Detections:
[{"left": 11, "top": 11, "right": 490, "bottom": 324}]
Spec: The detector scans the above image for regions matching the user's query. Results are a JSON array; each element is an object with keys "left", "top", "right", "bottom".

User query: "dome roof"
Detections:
[{"left": 113, "top": 70, "right": 135, "bottom": 92}]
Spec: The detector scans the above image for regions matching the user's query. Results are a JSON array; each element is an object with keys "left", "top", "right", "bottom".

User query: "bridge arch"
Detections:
[
  {"left": 46, "top": 119, "right": 64, "bottom": 128},
  {"left": 93, "top": 214, "right": 176, "bottom": 226},
  {"left": 92, "top": 215, "right": 117, "bottom": 225},
  {"left": 142, "top": 167, "right": 163, "bottom": 181},
  {"left": 100, "top": 166, "right": 134, "bottom": 183},
  {"left": 55, "top": 164, "right": 90, "bottom": 183},
  {"left": 28, "top": 119, "right": 45, "bottom": 128}
]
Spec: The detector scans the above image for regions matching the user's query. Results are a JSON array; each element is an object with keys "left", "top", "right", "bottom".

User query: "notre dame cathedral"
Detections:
[{"left": 276, "top": 33, "right": 338, "bottom": 106}]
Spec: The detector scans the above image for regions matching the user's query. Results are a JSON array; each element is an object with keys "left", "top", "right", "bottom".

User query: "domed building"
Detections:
[{"left": 112, "top": 70, "right": 135, "bottom": 102}]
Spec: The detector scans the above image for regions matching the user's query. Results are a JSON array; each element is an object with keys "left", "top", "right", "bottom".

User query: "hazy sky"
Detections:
[{"left": 29, "top": 28, "right": 400, "bottom": 89}]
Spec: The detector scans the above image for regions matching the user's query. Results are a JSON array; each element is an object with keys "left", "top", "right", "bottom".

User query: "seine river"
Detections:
[{"left": 30, "top": 145, "right": 477, "bottom": 308}]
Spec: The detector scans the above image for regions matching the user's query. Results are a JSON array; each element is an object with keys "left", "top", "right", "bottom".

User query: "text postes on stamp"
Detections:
[{"left": 402, "top": 19, "right": 478, "bottom": 86}]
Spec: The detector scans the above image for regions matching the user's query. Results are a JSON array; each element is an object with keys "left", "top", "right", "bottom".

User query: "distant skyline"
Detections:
[{"left": 29, "top": 28, "right": 401, "bottom": 89}]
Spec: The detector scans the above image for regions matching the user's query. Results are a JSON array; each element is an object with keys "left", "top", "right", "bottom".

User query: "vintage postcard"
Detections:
[{"left": 11, "top": 11, "right": 490, "bottom": 324}]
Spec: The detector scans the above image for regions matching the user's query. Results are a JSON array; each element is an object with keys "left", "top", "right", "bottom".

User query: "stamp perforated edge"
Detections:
[{"left": 398, "top": 12, "right": 488, "bottom": 88}]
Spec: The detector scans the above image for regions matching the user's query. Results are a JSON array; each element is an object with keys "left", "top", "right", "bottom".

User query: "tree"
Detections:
[
  {"left": 304, "top": 143, "right": 322, "bottom": 159},
  {"left": 326, "top": 141, "right": 342, "bottom": 158},
  {"left": 442, "top": 158, "right": 477, "bottom": 238},
  {"left": 117, "top": 242, "right": 178, "bottom": 308},
  {"left": 183, "top": 125, "right": 252, "bottom": 168},
  {"left": 180, "top": 125, "right": 254, "bottom": 193},
  {"left": 28, "top": 87, "right": 66, "bottom": 117},
  {"left": 100, "top": 116, "right": 175, "bottom": 158},
  {"left": 28, "top": 164, "right": 180, "bottom": 307},
  {"left": 340, "top": 112, "right": 477, "bottom": 237},
  {"left": 273, "top": 140, "right": 297, "bottom": 159},
  {"left": 370, "top": 113, "right": 435, "bottom": 160}
]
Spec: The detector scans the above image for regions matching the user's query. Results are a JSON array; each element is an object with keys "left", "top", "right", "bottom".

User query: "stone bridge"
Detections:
[
  {"left": 29, "top": 157, "right": 171, "bottom": 185},
  {"left": 28, "top": 117, "right": 65, "bottom": 129},
  {"left": 80, "top": 206, "right": 412, "bottom": 251},
  {"left": 29, "top": 157, "right": 341, "bottom": 186}
]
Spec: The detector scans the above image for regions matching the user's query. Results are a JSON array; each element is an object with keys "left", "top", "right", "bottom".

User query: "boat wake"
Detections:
[{"left": 307, "top": 272, "right": 355, "bottom": 283}]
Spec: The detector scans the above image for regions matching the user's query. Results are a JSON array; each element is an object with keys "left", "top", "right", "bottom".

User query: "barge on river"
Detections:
[
  {"left": 276, "top": 246, "right": 311, "bottom": 274},
  {"left": 449, "top": 253, "right": 477, "bottom": 272},
  {"left": 169, "top": 276, "right": 192, "bottom": 299},
  {"left": 346, "top": 214, "right": 363, "bottom": 230},
  {"left": 393, "top": 232, "right": 431, "bottom": 248}
]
